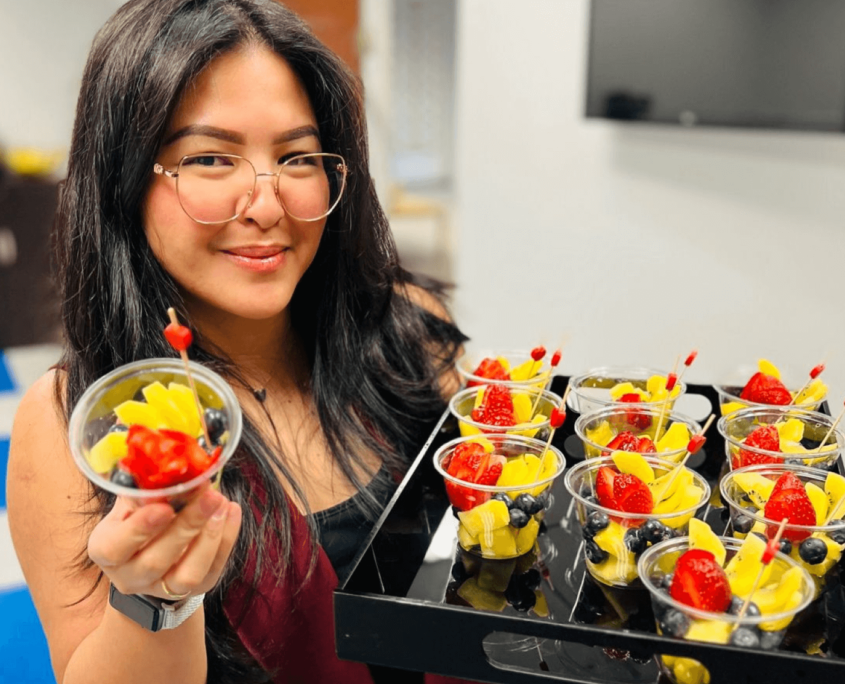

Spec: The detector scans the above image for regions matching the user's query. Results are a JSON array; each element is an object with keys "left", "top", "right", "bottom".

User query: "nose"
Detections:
[{"left": 240, "top": 173, "right": 284, "bottom": 229}]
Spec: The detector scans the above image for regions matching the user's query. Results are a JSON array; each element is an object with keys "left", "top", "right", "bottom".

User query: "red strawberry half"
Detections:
[
  {"left": 636, "top": 437, "right": 657, "bottom": 453},
  {"left": 769, "top": 471, "right": 804, "bottom": 499},
  {"left": 471, "top": 384, "right": 516, "bottom": 427},
  {"left": 605, "top": 431, "right": 640, "bottom": 453},
  {"left": 468, "top": 358, "right": 510, "bottom": 387},
  {"left": 733, "top": 424, "right": 781, "bottom": 469},
  {"left": 595, "top": 466, "right": 619, "bottom": 509},
  {"left": 670, "top": 549, "right": 732, "bottom": 613},
  {"left": 619, "top": 393, "right": 652, "bottom": 430},
  {"left": 740, "top": 372, "right": 792, "bottom": 406},
  {"left": 614, "top": 474, "right": 654, "bottom": 514},
  {"left": 763, "top": 488, "right": 816, "bottom": 542}
]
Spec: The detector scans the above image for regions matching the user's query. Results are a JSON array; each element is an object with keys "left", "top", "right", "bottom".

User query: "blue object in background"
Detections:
[
  {"left": 0, "top": 352, "right": 16, "bottom": 393},
  {"left": 0, "top": 588, "right": 54, "bottom": 683}
]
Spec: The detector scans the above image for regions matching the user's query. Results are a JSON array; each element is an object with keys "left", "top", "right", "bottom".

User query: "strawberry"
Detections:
[
  {"left": 670, "top": 549, "right": 732, "bottom": 613},
  {"left": 619, "top": 393, "right": 652, "bottom": 430},
  {"left": 763, "top": 488, "right": 816, "bottom": 542},
  {"left": 769, "top": 472, "right": 804, "bottom": 499},
  {"left": 732, "top": 424, "right": 781, "bottom": 469},
  {"left": 472, "top": 385, "right": 516, "bottom": 427},
  {"left": 468, "top": 358, "right": 510, "bottom": 387},
  {"left": 473, "top": 453, "right": 505, "bottom": 485},
  {"left": 604, "top": 431, "right": 640, "bottom": 454},
  {"left": 595, "top": 466, "right": 619, "bottom": 509},
  {"left": 636, "top": 437, "right": 656, "bottom": 453},
  {"left": 613, "top": 474, "right": 653, "bottom": 514},
  {"left": 446, "top": 441, "right": 485, "bottom": 480},
  {"left": 445, "top": 480, "right": 487, "bottom": 511},
  {"left": 740, "top": 372, "right": 791, "bottom": 405}
]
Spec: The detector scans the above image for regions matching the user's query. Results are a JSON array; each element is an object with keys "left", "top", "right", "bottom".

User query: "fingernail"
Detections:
[
  {"left": 209, "top": 501, "right": 229, "bottom": 527},
  {"left": 199, "top": 490, "right": 224, "bottom": 516}
]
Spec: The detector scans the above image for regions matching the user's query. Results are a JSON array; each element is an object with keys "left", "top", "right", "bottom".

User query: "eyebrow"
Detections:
[{"left": 162, "top": 124, "right": 320, "bottom": 146}]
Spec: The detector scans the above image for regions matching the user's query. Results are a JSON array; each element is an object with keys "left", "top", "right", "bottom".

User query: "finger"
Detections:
[
  {"left": 203, "top": 502, "right": 243, "bottom": 586},
  {"left": 121, "top": 489, "right": 228, "bottom": 585},
  {"left": 88, "top": 501, "right": 176, "bottom": 568},
  {"left": 161, "top": 501, "right": 242, "bottom": 597}
]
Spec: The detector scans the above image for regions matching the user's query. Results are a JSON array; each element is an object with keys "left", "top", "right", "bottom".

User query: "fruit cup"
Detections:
[
  {"left": 564, "top": 455, "right": 711, "bottom": 588},
  {"left": 639, "top": 534, "right": 814, "bottom": 684},
  {"left": 433, "top": 434, "right": 566, "bottom": 560},
  {"left": 567, "top": 366, "right": 686, "bottom": 417},
  {"left": 455, "top": 349, "right": 553, "bottom": 389},
  {"left": 448, "top": 383, "right": 562, "bottom": 441},
  {"left": 715, "top": 359, "right": 827, "bottom": 416},
  {"left": 575, "top": 404, "right": 702, "bottom": 463},
  {"left": 717, "top": 406, "right": 844, "bottom": 471},
  {"left": 69, "top": 358, "right": 242, "bottom": 507},
  {"left": 720, "top": 463, "right": 845, "bottom": 598}
]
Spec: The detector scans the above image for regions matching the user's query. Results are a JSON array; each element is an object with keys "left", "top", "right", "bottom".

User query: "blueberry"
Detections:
[
  {"left": 109, "top": 468, "right": 138, "bottom": 488},
  {"left": 583, "top": 511, "right": 610, "bottom": 539},
  {"left": 778, "top": 539, "right": 793, "bottom": 555},
  {"left": 579, "top": 484, "right": 594, "bottom": 499},
  {"left": 505, "top": 582, "right": 537, "bottom": 612},
  {"left": 204, "top": 408, "right": 228, "bottom": 444},
  {"left": 509, "top": 508, "right": 531, "bottom": 529},
  {"left": 658, "top": 609, "right": 690, "bottom": 637},
  {"left": 521, "top": 568, "right": 542, "bottom": 591},
  {"left": 728, "top": 596, "right": 760, "bottom": 617},
  {"left": 450, "top": 562, "right": 470, "bottom": 582},
  {"left": 533, "top": 427, "right": 551, "bottom": 442},
  {"left": 829, "top": 528, "right": 845, "bottom": 545},
  {"left": 758, "top": 629, "right": 784, "bottom": 651},
  {"left": 641, "top": 519, "right": 670, "bottom": 544},
  {"left": 536, "top": 491, "right": 552, "bottom": 510},
  {"left": 729, "top": 627, "right": 761, "bottom": 648},
  {"left": 492, "top": 492, "right": 514, "bottom": 509},
  {"left": 732, "top": 513, "right": 754, "bottom": 535},
  {"left": 751, "top": 531, "right": 768, "bottom": 543},
  {"left": 624, "top": 528, "right": 648, "bottom": 554},
  {"left": 585, "top": 539, "right": 608, "bottom": 564},
  {"left": 515, "top": 493, "right": 543, "bottom": 516},
  {"left": 719, "top": 507, "right": 731, "bottom": 523},
  {"left": 108, "top": 423, "right": 129, "bottom": 434},
  {"left": 799, "top": 538, "right": 828, "bottom": 565},
  {"left": 659, "top": 572, "right": 674, "bottom": 590}
]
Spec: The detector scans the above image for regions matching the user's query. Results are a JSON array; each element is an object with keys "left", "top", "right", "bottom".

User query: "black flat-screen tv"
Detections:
[{"left": 586, "top": 0, "right": 845, "bottom": 133}]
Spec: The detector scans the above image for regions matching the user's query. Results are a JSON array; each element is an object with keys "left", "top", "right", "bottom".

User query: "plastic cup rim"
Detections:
[
  {"left": 563, "top": 455, "right": 711, "bottom": 522},
  {"left": 455, "top": 348, "right": 554, "bottom": 388},
  {"left": 637, "top": 535, "right": 815, "bottom": 626},
  {"left": 714, "top": 384, "right": 823, "bottom": 410},
  {"left": 567, "top": 365, "right": 687, "bottom": 409},
  {"left": 573, "top": 405, "right": 702, "bottom": 460},
  {"left": 448, "top": 385, "right": 563, "bottom": 431},
  {"left": 68, "top": 357, "right": 243, "bottom": 499},
  {"left": 720, "top": 463, "right": 845, "bottom": 534},
  {"left": 433, "top": 434, "right": 566, "bottom": 493}
]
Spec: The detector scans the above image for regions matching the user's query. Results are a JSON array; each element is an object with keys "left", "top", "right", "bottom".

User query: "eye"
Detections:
[
  {"left": 182, "top": 154, "right": 236, "bottom": 168},
  {"left": 280, "top": 153, "right": 319, "bottom": 167}
]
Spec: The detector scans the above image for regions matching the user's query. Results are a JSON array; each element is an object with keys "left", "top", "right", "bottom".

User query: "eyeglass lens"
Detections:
[{"left": 175, "top": 153, "right": 345, "bottom": 224}]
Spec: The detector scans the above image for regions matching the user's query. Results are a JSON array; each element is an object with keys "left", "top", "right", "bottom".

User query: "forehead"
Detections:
[{"left": 166, "top": 45, "right": 317, "bottom": 142}]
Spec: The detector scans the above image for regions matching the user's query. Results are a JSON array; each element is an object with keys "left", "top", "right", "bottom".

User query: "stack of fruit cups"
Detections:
[
  {"left": 639, "top": 533, "right": 814, "bottom": 684},
  {"left": 715, "top": 359, "right": 827, "bottom": 417},
  {"left": 448, "top": 384, "right": 562, "bottom": 440},
  {"left": 564, "top": 455, "right": 711, "bottom": 587},
  {"left": 69, "top": 358, "right": 243, "bottom": 508},
  {"left": 566, "top": 366, "right": 686, "bottom": 417},
  {"left": 575, "top": 404, "right": 702, "bottom": 463},
  {"left": 720, "top": 463, "right": 845, "bottom": 600},
  {"left": 455, "top": 349, "right": 553, "bottom": 389},
  {"left": 433, "top": 434, "right": 566, "bottom": 561},
  {"left": 717, "top": 407, "right": 844, "bottom": 471}
]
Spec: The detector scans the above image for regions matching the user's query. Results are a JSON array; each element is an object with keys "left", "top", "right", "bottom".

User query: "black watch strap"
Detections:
[{"left": 108, "top": 584, "right": 204, "bottom": 632}]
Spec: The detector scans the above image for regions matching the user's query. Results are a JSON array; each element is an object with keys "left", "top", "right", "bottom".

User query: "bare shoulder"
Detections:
[
  {"left": 396, "top": 281, "right": 453, "bottom": 322},
  {"left": 8, "top": 369, "right": 105, "bottom": 679}
]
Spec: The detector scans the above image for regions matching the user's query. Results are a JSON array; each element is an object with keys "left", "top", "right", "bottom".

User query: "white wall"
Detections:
[
  {"left": 0, "top": 1, "right": 124, "bottom": 151},
  {"left": 452, "top": 0, "right": 845, "bottom": 408}
]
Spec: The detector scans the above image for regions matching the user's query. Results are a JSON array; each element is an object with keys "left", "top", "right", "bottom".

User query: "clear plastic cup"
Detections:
[
  {"left": 68, "top": 358, "right": 242, "bottom": 506},
  {"left": 574, "top": 404, "right": 702, "bottom": 463},
  {"left": 448, "top": 384, "right": 562, "bottom": 440},
  {"left": 564, "top": 456, "right": 711, "bottom": 588},
  {"left": 720, "top": 463, "right": 845, "bottom": 598},
  {"left": 717, "top": 406, "right": 844, "bottom": 471},
  {"left": 433, "top": 434, "right": 565, "bottom": 560},
  {"left": 715, "top": 363, "right": 826, "bottom": 416},
  {"left": 567, "top": 366, "right": 686, "bottom": 416},
  {"left": 455, "top": 348, "right": 553, "bottom": 389},
  {"left": 639, "top": 536, "right": 814, "bottom": 684}
]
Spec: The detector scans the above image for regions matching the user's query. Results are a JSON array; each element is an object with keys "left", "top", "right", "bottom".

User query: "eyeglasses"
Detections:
[{"left": 153, "top": 152, "right": 347, "bottom": 224}]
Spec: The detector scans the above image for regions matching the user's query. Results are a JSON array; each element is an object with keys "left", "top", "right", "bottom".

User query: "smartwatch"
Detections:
[{"left": 108, "top": 584, "right": 205, "bottom": 632}]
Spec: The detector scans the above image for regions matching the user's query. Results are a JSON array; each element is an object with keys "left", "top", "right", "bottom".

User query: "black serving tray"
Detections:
[{"left": 334, "top": 376, "right": 845, "bottom": 683}]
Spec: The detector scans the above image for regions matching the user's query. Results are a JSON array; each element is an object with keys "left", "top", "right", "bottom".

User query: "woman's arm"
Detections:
[{"left": 7, "top": 371, "right": 240, "bottom": 684}]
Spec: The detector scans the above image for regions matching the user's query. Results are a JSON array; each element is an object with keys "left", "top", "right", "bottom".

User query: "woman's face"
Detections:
[{"left": 144, "top": 45, "right": 327, "bottom": 324}]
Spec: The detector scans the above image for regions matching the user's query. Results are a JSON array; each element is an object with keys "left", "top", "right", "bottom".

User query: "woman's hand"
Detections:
[{"left": 87, "top": 487, "right": 242, "bottom": 599}]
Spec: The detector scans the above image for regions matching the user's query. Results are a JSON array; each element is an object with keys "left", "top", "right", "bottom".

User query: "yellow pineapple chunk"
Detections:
[
  {"left": 609, "top": 382, "right": 647, "bottom": 401},
  {"left": 656, "top": 422, "right": 690, "bottom": 454},
  {"left": 732, "top": 472, "right": 775, "bottom": 508},
  {"left": 457, "top": 523, "right": 479, "bottom": 550},
  {"left": 113, "top": 400, "right": 167, "bottom": 430},
  {"left": 585, "top": 420, "right": 614, "bottom": 448},
  {"left": 688, "top": 518, "right": 726, "bottom": 566},
  {"left": 775, "top": 418, "right": 804, "bottom": 444},
  {"left": 87, "top": 431, "right": 128, "bottom": 474},
  {"left": 532, "top": 590, "right": 549, "bottom": 617},
  {"left": 457, "top": 577, "right": 507, "bottom": 611},
  {"left": 509, "top": 359, "right": 538, "bottom": 381},
  {"left": 646, "top": 374, "right": 667, "bottom": 396},
  {"left": 458, "top": 499, "right": 510, "bottom": 540},
  {"left": 758, "top": 359, "right": 781, "bottom": 380},
  {"left": 459, "top": 420, "right": 484, "bottom": 438},
  {"left": 142, "top": 381, "right": 192, "bottom": 433},
  {"left": 512, "top": 393, "right": 533, "bottom": 424},
  {"left": 479, "top": 526, "right": 518, "bottom": 558},
  {"left": 794, "top": 378, "right": 827, "bottom": 406},
  {"left": 516, "top": 518, "right": 540, "bottom": 555},
  {"left": 593, "top": 520, "right": 629, "bottom": 557},
  {"left": 612, "top": 451, "right": 655, "bottom": 484},
  {"left": 805, "top": 483, "right": 828, "bottom": 525},
  {"left": 495, "top": 356, "right": 512, "bottom": 373},
  {"left": 649, "top": 466, "right": 693, "bottom": 505},
  {"left": 167, "top": 382, "right": 203, "bottom": 436},
  {"left": 686, "top": 619, "right": 731, "bottom": 645},
  {"left": 726, "top": 534, "right": 771, "bottom": 597},
  {"left": 720, "top": 401, "right": 747, "bottom": 416},
  {"left": 825, "top": 472, "right": 845, "bottom": 519}
]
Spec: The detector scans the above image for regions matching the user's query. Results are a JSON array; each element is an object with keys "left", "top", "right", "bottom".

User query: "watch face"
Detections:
[{"left": 109, "top": 584, "right": 162, "bottom": 632}]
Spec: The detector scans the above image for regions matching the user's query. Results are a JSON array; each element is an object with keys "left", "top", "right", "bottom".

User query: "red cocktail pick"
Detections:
[
  {"left": 531, "top": 346, "right": 547, "bottom": 362},
  {"left": 687, "top": 434, "right": 707, "bottom": 454},
  {"left": 164, "top": 323, "right": 193, "bottom": 352},
  {"left": 810, "top": 363, "right": 825, "bottom": 379},
  {"left": 684, "top": 350, "right": 698, "bottom": 367},
  {"left": 665, "top": 373, "right": 678, "bottom": 392},
  {"left": 551, "top": 349, "right": 562, "bottom": 367},
  {"left": 550, "top": 407, "right": 566, "bottom": 429},
  {"left": 651, "top": 415, "right": 714, "bottom": 505}
]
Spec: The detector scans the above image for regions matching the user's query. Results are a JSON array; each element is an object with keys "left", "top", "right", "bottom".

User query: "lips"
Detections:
[
  {"left": 221, "top": 245, "right": 288, "bottom": 273},
  {"left": 223, "top": 245, "right": 286, "bottom": 258}
]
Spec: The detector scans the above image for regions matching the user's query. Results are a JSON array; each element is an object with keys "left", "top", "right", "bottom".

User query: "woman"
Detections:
[{"left": 7, "top": 1, "right": 466, "bottom": 682}]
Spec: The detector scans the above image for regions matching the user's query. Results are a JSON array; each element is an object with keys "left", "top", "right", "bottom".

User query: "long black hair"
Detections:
[{"left": 53, "top": 1, "right": 466, "bottom": 681}]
